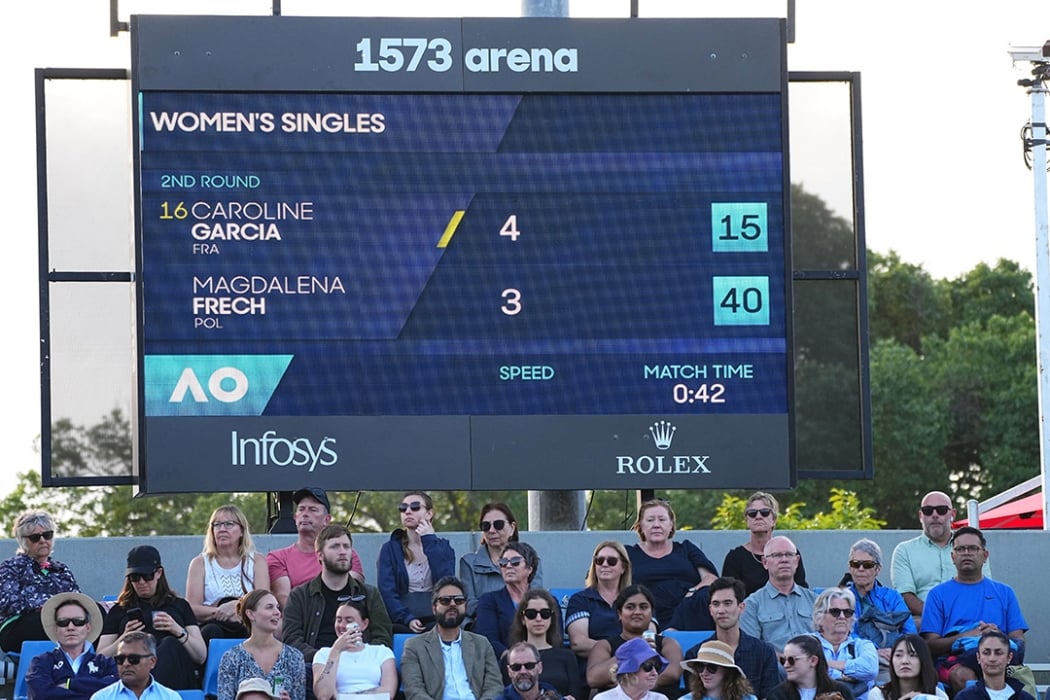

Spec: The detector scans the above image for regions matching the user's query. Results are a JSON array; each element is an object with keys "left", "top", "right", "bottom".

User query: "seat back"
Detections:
[
  {"left": 179, "top": 690, "right": 207, "bottom": 700},
  {"left": 547, "top": 588, "right": 579, "bottom": 647},
  {"left": 202, "top": 638, "right": 246, "bottom": 699},
  {"left": 14, "top": 640, "right": 56, "bottom": 700}
]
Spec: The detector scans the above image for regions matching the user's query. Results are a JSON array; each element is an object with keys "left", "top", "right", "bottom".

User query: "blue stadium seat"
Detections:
[
  {"left": 392, "top": 633, "right": 412, "bottom": 673},
  {"left": 179, "top": 691, "right": 206, "bottom": 700},
  {"left": 14, "top": 640, "right": 55, "bottom": 700},
  {"left": 547, "top": 588, "right": 579, "bottom": 647},
  {"left": 202, "top": 637, "right": 245, "bottom": 699}
]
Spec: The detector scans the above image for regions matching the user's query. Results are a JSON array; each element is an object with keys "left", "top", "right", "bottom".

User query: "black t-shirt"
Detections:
[{"left": 102, "top": 596, "right": 198, "bottom": 639}]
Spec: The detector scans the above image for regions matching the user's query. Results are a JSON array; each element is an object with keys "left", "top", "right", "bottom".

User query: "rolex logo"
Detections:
[{"left": 649, "top": 421, "right": 676, "bottom": 450}]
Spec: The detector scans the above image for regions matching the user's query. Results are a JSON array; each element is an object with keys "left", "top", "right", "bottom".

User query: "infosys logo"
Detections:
[
  {"left": 231, "top": 430, "right": 337, "bottom": 472},
  {"left": 616, "top": 421, "right": 712, "bottom": 475}
]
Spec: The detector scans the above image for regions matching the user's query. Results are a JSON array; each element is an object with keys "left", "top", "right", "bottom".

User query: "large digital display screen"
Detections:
[{"left": 133, "top": 16, "right": 793, "bottom": 491}]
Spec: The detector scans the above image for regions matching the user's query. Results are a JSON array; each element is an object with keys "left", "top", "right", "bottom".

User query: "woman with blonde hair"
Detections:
[
  {"left": 186, "top": 504, "right": 270, "bottom": 642},
  {"left": 566, "top": 540, "right": 632, "bottom": 658},
  {"left": 721, "top": 492, "right": 808, "bottom": 596}
]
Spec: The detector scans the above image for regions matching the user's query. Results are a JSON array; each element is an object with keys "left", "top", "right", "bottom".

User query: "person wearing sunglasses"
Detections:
[
  {"left": 838, "top": 540, "right": 915, "bottom": 684},
  {"left": 91, "top": 631, "right": 183, "bottom": 700},
  {"left": 722, "top": 493, "right": 809, "bottom": 597},
  {"left": 508, "top": 590, "right": 582, "bottom": 699},
  {"left": 0, "top": 509, "right": 81, "bottom": 654},
  {"left": 185, "top": 505, "right": 270, "bottom": 645},
  {"left": 593, "top": 636, "right": 670, "bottom": 700},
  {"left": 566, "top": 541, "right": 633, "bottom": 662},
  {"left": 401, "top": 576, "right": 503, "bottom": 700},
  {"left": 767, "top": 635, "right": 856, "bottom": 700},
  {"left": 499, "top": 642, "right": 564, "bottom": 700},
  {"left": 475, "top": 543, "right": 541, "bottom": 660},
  {"left": 459, "top": 502, "right": 544, "bottom": 620},
  {"left": 812, "top": 588, "right": 878, "bottom": 700},
  {"left": 739, "top": 536, "right": 818, "bottom": 653},
  {"left": 376, "top": 492, "right": 455, "bottom": 635},
  {"left": 25, "top": 591, "right": 117, "bottom": 700},
  {"left": 680, "top": 640, "right": 755, "bottom": 700},
  {"left": 216, "top": 589, "right": 305, "bottom": 700},
  {"left": 587, "top": 585, "right": 682, "bottom": 698},
  {"left": 97, "top": 545, "right": 207, "bottom": 690},
  {"left": 890, "top": 491, "right": 988, "bottom": 622},
  {"left": 312, "top": 598, "right": 397, "bottom": 700}
]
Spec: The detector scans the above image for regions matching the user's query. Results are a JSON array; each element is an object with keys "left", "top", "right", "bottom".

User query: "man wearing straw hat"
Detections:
[{"left": 25, "top": 591, "right": 117, "bottom": 700}]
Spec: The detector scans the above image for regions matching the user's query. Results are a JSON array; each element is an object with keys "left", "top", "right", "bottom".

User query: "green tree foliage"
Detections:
[
  {"left": 711, "top": 489, "right": 884, "bottom": 530},
  {"left": 867, "top": 251, "right": 950, "bottom": 351}
]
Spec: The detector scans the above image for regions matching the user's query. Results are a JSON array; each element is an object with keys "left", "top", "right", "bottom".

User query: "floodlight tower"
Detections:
[{"left": 1010, "top": 42, "right": 1050, "bottom": 531}]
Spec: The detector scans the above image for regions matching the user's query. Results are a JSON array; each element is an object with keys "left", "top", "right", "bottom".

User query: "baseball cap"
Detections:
[
  {"left": 292, "top": 487, "right": 330, "bottom": 512},
  {"left": 125, "top": 545, "right": 163, "bottom": 575}
]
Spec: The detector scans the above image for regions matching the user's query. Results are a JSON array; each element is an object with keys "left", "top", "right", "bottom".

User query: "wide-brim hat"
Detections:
[
  {"left": 615, "top": 636, "right": 670, "bottom": 674},
  {"left": 41, "top": 592, "right": 103, "bottom": 644},
  {"left": 680, "top": 640, "right": 746, "bottom": 676},
  {"left": 236, "top": 678, "right": 279, "bottom": 700}
]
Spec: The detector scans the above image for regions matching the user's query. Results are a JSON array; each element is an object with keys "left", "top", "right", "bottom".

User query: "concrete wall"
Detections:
[{"left": 13, "top": 529, "right": 1048, "bottom": 660}]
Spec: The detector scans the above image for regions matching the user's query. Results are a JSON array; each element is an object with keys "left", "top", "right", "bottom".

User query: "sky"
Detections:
[{"left": 1, "top": 0, "right": 1048, "bottom": 500}]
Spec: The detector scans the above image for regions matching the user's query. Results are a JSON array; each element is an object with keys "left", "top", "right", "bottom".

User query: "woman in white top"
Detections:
[
  {"left": 186, "top": 504, "right": 270, "bottom": 642},
  {"left": 868, "top": 635, "right": 948, "bottom": 700},
  {"left": 312, "top": 599, "right": 398, "bottom": 700},
  {"left": 593, "top": 636, "right": 670, "bottom": 700},
  {"left": 680, "top": 640, "right": 756, "bottom": 700}
]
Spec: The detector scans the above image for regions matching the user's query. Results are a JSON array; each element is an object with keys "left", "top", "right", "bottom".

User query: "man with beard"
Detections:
[
  {"left": 267, "top": 488, "right": 365, "bottom": 609},
  {"left": 683, "top": 578, "right": 779, "bottom": 700},
  {"left": 89, "top": 632, "right": 180, "bottom": 700},
  {"left": 891, "top": 491, "right": 990, "bottom": 621},
  {"left": 283, "top": 524, "right": 392, "bottom": 665},
  {"left": 500, "top": 643, "right": 560, "bottom": 700},
  {"left": 921, "top": 527, "right": 1027, "bottom": 693},
  {"left": 739, "top": 536, "right": 817, "bottom": 653},
  {"left": 401, "top": 576, "right": 503, "bottom": 700}
]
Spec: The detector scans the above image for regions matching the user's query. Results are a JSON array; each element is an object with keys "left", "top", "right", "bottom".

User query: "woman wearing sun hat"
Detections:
[
  {"left": 594, "top": 636, "right": 671, "bottom": 700},
  {"left": 680, "top": 640, "right": 756, "bottom": 700},
  {"left": 25, "top": 591, "right": 117, "bottom": 700}
]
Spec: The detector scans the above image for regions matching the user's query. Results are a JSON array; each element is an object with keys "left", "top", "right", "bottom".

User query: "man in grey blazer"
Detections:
[{"left": 402, "top": 576, "right": 503, "bottom": 700}]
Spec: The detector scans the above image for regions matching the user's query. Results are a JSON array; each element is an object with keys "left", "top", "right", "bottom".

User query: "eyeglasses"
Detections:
[
  {"left": 826, "top": 607, "right": 855, "bottom": 618},
  {"left": 435, "top": 595, "right": 467, "bottom": 607},
  {"left": 480, "top": 519, "right": 507, "bottom": 532},
  {"left": 848, "top": 560, "right": 878, "bottom": 570},
  {"left": 764, "top": 551, "right": 797, "bottom": 560},
  {"left": 55, "top": 617, "right": 89, "bottom": 628},
  {"left": 953, "top": 545, "right": 983, "bottom": 554},
  {"left": 27, "top": 530, "right": 55, "bottom": 543},
  {"left": 114, "top": 654, "right": 154, "bottom": 666},
  {"left": 920, "top": 505, "right": 951, "bottom": 516},
  {"left": 693, "top": 663, "right": 725, "bottom": 674},
  {"left": 745, "top": 508, "right": 773, "bottom": 518},
  {"left": 498, "top": 556, "right": 524, "bottom": 568},
  {"left": 128, "top": 570, "right": 158, "bottom": 583},
  {"left": 399, "top": 501, "right": 424, "bottom": 513},
  {"left": 594, "top": 556, "right": 620, "bottom": 567},
  {"left": 336, "top": 594, "right": 367, "bottom": 603},
  {"left": 508, "top": 662, "right": 539, "bottom": 672},
  {"left": 523, "top": 608, "right": 554, "bottom": 620},
  {"left": 779, "top": 655, "right": 808, "bottom": 667},
  {"left": 639, "top": 660, "right": 662, "bottom": 673},
  {"left": 211, "top": 520, "right": 239, "bottom": 530}
]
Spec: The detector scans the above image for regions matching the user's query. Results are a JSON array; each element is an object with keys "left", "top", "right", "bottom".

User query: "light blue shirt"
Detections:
[
  {"left": 90, "top": 676, "right": 183, "bottom": 700},
  {"left": 64, "top": 642, "right": 98, "bottom": 675},
  {"left": 440, "top": 634, "right": 474, "bottom": 700}
]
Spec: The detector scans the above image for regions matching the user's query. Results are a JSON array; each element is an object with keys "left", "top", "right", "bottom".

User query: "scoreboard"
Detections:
[{"left": 132, "top": 16, "right": 794, "bottom": 492}]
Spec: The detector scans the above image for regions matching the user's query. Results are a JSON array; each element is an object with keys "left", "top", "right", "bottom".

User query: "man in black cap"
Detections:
[{"left": 266, "top": 488, "right": 364, "bottom": 608}]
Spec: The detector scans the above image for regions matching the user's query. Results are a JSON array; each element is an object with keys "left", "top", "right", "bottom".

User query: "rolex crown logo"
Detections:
[{"left": 649, "top": 421, "right": 676, "bottom": 451}]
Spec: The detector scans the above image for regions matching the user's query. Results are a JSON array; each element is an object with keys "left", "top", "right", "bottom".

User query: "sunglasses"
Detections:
[
  {"left": 399, "top": 501, "right": 424, "bottom": 513},
  {"left": 509, "top": 662, "right": 539, "bottom": 672},
  {"left": 848, "top": 560, "right": 878, "bottom": 570},
  {"left": 745, "top": 508, "right": 773, "bottom": 518},
  {"left": 128, "top": 570, "right": 158, "bottom": 583},
  {"left": 27, "top": 530, "right": 55, "bottom": 543},
  {"left": 436, "top": 595, "right": 467, "bottom": 606},
  {"left": 779, "top": 655, "right": 808, "bottom": 667},
  {"left": 693, "top": 663, "right": 725, "bottom": 674},
  {"left": 55, "top": 617, "right": 89, "bottom": 628},
  {"left": 594, "top": 556, "right": 620, "bottom": 567},
  {"left": 639, "top": 660, "right": 662, "bottom": 673},
  {"left": 920, "top": 505, "right": 951, "bottom": 516},
  {"left": 337, "top": 594, "right": 367, "bottom": 603},
  {"left": 826, "top": 607, "right": 855, "bottom": 618},
  {"left": 480, "top": 520, "right": 507, "bottom": 532},
  {"left": 114, "top": 653, "right": 154, "bottom": 666},
  {"left": 523, "top": 608, "right": 554, "bottom": 620},
  {"left": 498, "top": 556, "right": 524, "bottom": 568}
]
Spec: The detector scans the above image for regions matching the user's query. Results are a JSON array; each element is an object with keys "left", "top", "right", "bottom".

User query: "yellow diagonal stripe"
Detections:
[{"left": 437, "top": 210, "right": 466, "bottom": 249}]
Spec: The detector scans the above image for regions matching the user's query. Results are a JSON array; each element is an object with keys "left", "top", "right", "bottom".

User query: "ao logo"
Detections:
[{"left": 169, "top": 367, "right": 248, "bottom": 403}]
